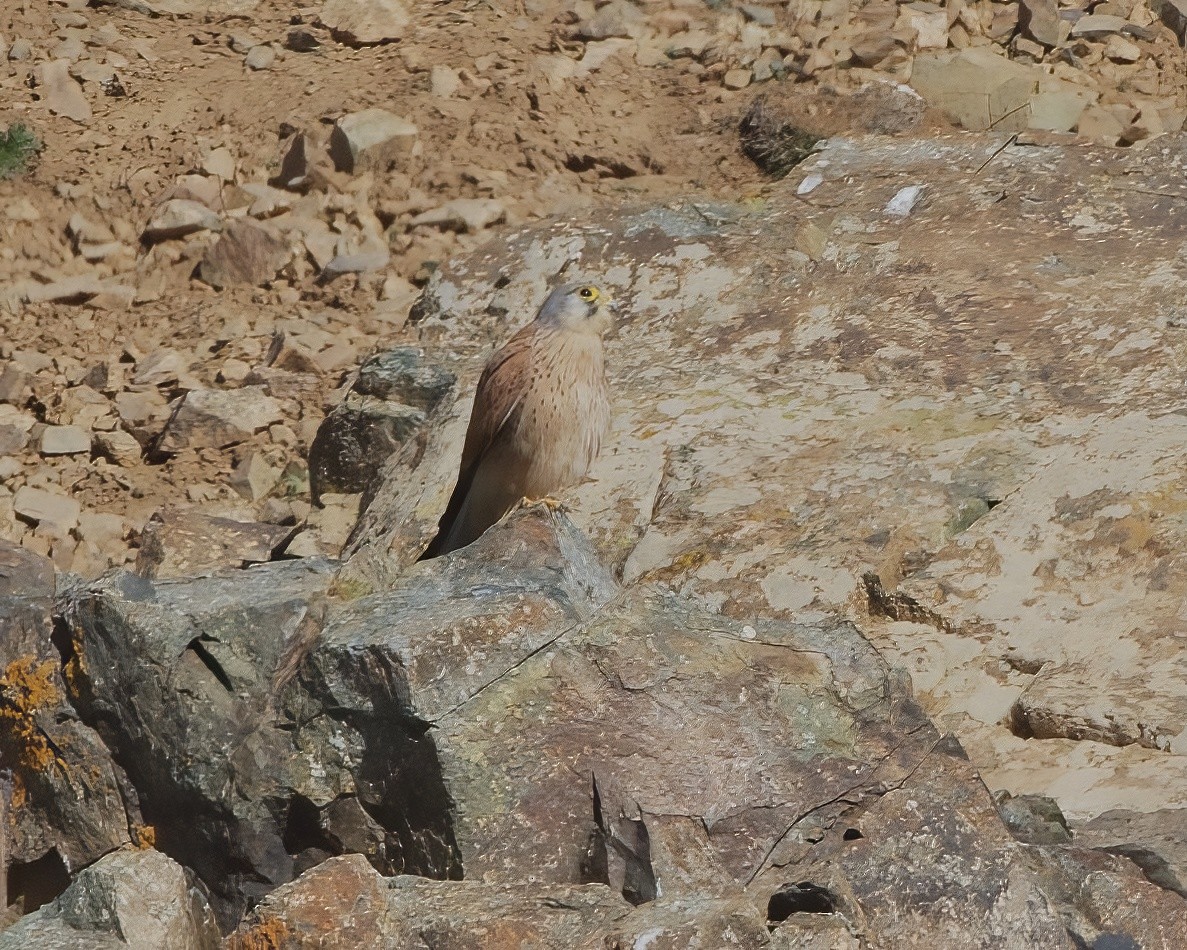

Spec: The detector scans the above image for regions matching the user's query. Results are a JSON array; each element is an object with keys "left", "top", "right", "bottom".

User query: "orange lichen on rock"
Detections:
[
  {"left": 225, "top": 916, "right": 292, "bottom": 950},
  {"left": 0, "top": 657, "right": 65, "bottom": 773},
  {"left": 133, "top": 824, "right": 157, "bottom": 849}
]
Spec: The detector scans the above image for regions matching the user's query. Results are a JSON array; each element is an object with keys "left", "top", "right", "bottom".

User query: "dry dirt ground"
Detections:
[{"left": 0, "top": 0, "right": 1185, "bottom": 574}]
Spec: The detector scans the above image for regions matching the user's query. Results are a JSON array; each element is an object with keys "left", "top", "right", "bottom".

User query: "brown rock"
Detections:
[
  {"left": 156, "top": 386, "right": 284, "bottom": 453},
  {"left": 198, "top": 220, "right": 292, "bottom": 288},
  {"left": 134, "top": 508, "right": 292, "bottom": 579}
]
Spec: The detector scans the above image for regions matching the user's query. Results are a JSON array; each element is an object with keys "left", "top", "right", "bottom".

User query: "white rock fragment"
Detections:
[
  {"left": 885, "top": 185, "right": 925, "bottom": 217},
  {"left": 797, "top": 174, "right": 823, "bottom": 195},
  {"left": 40, "top": 425, "right": 91, "bottom": 455},
  {"left": 245, "top": 44, "right": 276, "bottom": 70}
]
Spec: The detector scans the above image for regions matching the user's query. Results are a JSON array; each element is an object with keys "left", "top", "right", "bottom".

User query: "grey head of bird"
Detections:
[{"left": 534, "top": 281, "right": 614, "bottom": 336}]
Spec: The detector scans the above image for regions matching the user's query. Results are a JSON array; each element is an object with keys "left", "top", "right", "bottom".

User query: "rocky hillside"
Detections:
[{"left": 3, "top": 0, "right": 1187, "bottom": 945}]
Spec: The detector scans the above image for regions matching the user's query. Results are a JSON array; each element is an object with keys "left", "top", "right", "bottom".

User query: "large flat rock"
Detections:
[{"left": 347, "top": 132, "right": 1187, "bottom": 818}]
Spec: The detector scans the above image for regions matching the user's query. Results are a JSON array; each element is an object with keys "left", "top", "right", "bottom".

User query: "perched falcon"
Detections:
[{"left": 419, "top": 281, "right": 613, "bottom": 559}]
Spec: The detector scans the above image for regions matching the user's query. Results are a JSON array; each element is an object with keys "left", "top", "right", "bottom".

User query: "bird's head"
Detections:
[{"left": 536, "top": 281, "right": 614, "bottom": 336}]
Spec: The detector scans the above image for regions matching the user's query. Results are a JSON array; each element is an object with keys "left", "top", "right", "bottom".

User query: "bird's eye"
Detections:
[{"left": 578, "top": 287, "right": 597, "bottom": 301}]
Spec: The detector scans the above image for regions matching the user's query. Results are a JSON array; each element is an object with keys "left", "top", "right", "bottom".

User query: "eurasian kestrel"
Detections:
[{"left": 419, "top": 281, "right": 613, "bottom": 559}]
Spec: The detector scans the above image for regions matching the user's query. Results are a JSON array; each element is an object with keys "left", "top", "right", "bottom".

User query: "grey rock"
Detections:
[
  {"left": 1150, "top": 0, "right": 1187, "bottom": 41},
  {"left": 60, "top": 559, "right": 338, "bottom": 929},
  {"left": 1018, "top": 0, "right": 1061, "bottom": 46},
  {"left": 1073, "top": 808, "right": 1187, "bottom": 898},
  {"left": 156, "top": 386, "right": 284, "bottom": 453},
  {"left": 243, "top": 44, "right": 274, "bottom": 70},
  {"left": 308, "top": 347, "right": 455, "bottom": 502},
  {"left": 994, "top": 791, "right": 1073, "bottom": 846},
  {"left": 0, "top": 849, "right": 219, "bottom": 950}
]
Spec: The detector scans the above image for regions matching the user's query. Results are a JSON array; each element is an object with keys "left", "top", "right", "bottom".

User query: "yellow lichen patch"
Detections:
[
  {"left": 224, "top": 915, "right": 292, "bottom": 950},
  {"left": 133, "top": 824, "right": 156, "bottom": 849},
  {"left": 0, "top": 658, "right": 65, "bottom": 773}
]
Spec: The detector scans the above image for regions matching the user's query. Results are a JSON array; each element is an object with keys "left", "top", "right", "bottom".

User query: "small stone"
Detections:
[
  {"left": 201, "top": 146, "right": 236, "bottom": 180},
  {"left": 198, "top": 220, "right": 292, "bottom": 289},
  {"left": 723, "top": 68, "right": 752, "bottom": 90},
  {"left": 114, "top": 390, "right": 166, "bottom": 427},
  {"left": 1103, "top": 35, "right": 1141, "bottom": 62},
  {"left": 34, "top": 58, "right": 91, "bottom": 122},
  {"left": 8, "top": 38, "right": 32, "bottom": 61},
  {"left": 14, "top": 486, "right": 82, "bottom": 530},
  {"left": 133, "top": 348, "right": 184, "bottom": 387},
  {"left": 898, "top": 5, "right": 949, "bottom": 49},
  {"left": 321, "top": 249, "right": 390, "bottom": 279},
  {"left": 329, "top": 108, "right": 418, "bottom": 174},
  {"left": 885, "top": 184, "right": 925, "bottom": 217},
  {"left": 241, "top": 183, "right": 294, "bottom": 218},
  {"left": 245, "top": 44, "right": 276, "bottom": 70},
  {"left": 430, "top": 65, "right": 460, "bottom": 98},
  {"left": 217, "top": 359, "right": 252, "bottom": 384},
  {"left": 1018, "top": 0, "right": 1061, "bottom": 47},
  {"left": 157, "top": 386, "right": 285, "bottom": 452},
  {"left": 143, "top": 199, "right": 222, "bottom": 242},
  {"left": 318, "top": 0, "right": 410, "bottom": 46},
  {"left": 409, "top": 198, "right": 505, "bottom": 233},
  {"left": 229, "top": 451, "right": 282, "bottom": 501},
  {"left": 40, "top": 425, "right": 91, "bottom": 455},
  {"left": 738, "top": 4, "right": 776, "bottom": 25},
  {"left": 285, "top": 28, "right": 321, "bottom": 51},
  {"left": 94, "top": 429, "right": 142, "bottom": 466}
]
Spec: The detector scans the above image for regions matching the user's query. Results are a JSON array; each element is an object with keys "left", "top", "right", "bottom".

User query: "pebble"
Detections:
[
  {"left": 723, "top": 68, "right": 752, "bottom": 89},
  {"left": 245, "top": 44, "right": 276, "bottom": 70},
  {"left": 885, "top": 184, "right": 925, "bottom": 217}
]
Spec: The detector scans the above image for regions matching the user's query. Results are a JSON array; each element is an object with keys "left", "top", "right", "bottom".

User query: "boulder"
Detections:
[
  {"left": 0, "top": 848, "right": 219, "bottom": 950},
  {"left": 60, "top": 559, "right": 338, "bottom": 929}
]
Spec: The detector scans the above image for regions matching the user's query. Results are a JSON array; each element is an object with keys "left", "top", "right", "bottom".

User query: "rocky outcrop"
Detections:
[{"left": 8, "top": 135, "right": 1187, "bottom": 944}]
